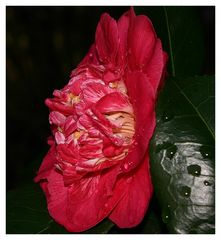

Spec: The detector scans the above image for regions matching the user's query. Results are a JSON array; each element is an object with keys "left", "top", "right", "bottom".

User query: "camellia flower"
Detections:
[{"left": 35, "top": 7, "right": 167, "bottom": 232}]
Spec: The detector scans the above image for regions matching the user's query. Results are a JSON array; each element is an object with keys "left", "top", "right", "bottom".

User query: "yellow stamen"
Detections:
[
  {"left": 109, "top": 82, "right": 118, "bottom": 89},
  {"left": 69, "top": 93, "right": 80, "bottom": 104},
  {"left": 57, "top": 126, "right": 63, "bottom": 132},
  {"left": 73, "top": 131, "right": 82, "bottom": 140}
]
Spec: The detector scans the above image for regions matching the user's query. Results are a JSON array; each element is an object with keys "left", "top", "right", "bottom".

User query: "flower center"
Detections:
[
  {"left": 105, "top": 112, "right": 135, "bottom": 145},
  {"left": 47, "top": 67, "right": 135, "bottom": 176}
]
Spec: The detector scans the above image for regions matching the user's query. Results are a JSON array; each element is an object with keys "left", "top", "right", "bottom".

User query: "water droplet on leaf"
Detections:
[
  {"left": 180, "top": 186, "right": 191, "bottom": 197},
  {"left": 200, "top": 145, "right": 214, "bottom": 159},
  {"left": 162, "top": 205, "right": 170, "bottom": 223},
  {"left": 162, "top": 214, "right": 169, "bottom": 223},
  {"left": 187, "top": 164, "right": 201, "bottom": 177},
  {"left": 161, "top": 111, "right": 174, "bottom": 122},
  {"left": 166, "top": 145, "right": 177, "bottom": 159},
  {"left": 204, "top": 180, "right": 212, "bottom": 186}
]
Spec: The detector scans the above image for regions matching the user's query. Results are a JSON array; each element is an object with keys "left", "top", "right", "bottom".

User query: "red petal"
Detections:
[
  {"left": 68, "top": 76, "right": 86, "bottom": 96},
  {"left": 95, "top": 92, "right": 133, "bottom": 114},
  {"left": 95, "top": 13, "right": 119, "bottom": 64},
  {"left": 102, "top": 141, "right": 124, "bottom": 158},
  {"left": 63, "top": 116, "right": 77, "bottom": 136},
  {"left": 82, "top": 82, "right": 109, "bottom": 104},
  {"left": 109, "top": 156, "right": 153, "bottom": 227},
  {"left": 117, "top": 7, "right": 135, "bottom": 65},
  {"left": 122, "top": 71, "right": 155, "bottom": 171},
  {"left": 128, "top": 14, "right": 157, "bottom": 71},
  {"left": 117, "top": 11, "right": 130, "bottom": 65},
  {"left": 45, "top": 98, "right": 75, "bottom": 115},
  {"left": 55, "top": 131, "right": 65, "bottom": 144},
  {"left": 46, "top": 170, "right": 74, "bottom": 230},
  {"left": 56, "top": 143, "right": 79, "bottom": 164},
  {"left": 65, "top": 166, "right": 124, "bottom": 232},
  {"left": 144, "top": 39, "right": 168, "bottom": 94},
  {"left": 49, "top": 111, "right": 66, "bottom": 126}
]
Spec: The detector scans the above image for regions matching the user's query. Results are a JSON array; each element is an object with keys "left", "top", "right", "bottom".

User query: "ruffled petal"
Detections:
[
  {"left": 122, "top": 71, "right": 155, "bottom": 171},
  {"left": 109, "top": 156, "right": 153, "bottom": 227},
  {"left": 127, "top": 14, "right": 157, "bottom": 71},
  {"left": 95, "top": 13, "right": 119, "bottom": 64}
]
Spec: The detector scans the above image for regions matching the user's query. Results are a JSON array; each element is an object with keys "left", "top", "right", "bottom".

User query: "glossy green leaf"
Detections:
[
  {"left": 150, "top": 76, "right": 215, "bottom": 233},
  {"left": 135, "top": 6, "right": 204, "bottom": 77},
  {"left": 6, "top": 182, "right": 114, "bottom": 234}
]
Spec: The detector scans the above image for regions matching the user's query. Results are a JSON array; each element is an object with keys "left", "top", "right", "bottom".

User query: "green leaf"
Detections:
[
  {"left": 6, "top": 182, "right": 114, "bottom": 234},
  {"left": 7, "top": 182, "right": 52, "bottom": 233},
  {"left": 150, "top": 76, "right": 215, "bottom": 233},
  {"left": 135, "top": 6, "right": 204, "bottom": 77}
]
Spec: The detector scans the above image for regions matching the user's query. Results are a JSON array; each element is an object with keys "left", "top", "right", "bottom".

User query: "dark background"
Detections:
[{"left": 6, "top": 6, "right": 215, "bottom": 191}]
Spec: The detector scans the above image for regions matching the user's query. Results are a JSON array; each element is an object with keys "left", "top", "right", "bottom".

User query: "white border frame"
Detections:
[{"left": 1, "top": 1, "right": 219, "bottom": 240}]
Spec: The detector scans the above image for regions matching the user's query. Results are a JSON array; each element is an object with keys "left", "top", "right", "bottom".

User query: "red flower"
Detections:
[{"left": 35, "top": 7, "right": 167, "bottom": 232}]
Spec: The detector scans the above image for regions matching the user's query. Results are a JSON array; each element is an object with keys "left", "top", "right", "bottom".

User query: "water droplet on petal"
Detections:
[
  {"left": 166, "top": 145, "right": 177, "bottom": 159},
  {"left": 161, "top": 111, "right": 174, "bottom": 122},
  {"left": 204, "top": 180, "right": 212, "bottom": 186},
  {"left": 187, "top": 164, "right": 201, "bottom": 177},
  {"left": 128, "top": 161, "right": 133, "bottom": 166},
  {"left": 123, "top": 163, "right": 129, "bottom": 170},
  {"left": 134, "top": 142, "right": 138, "bottom": 146},
  {"left": 89, "top": 53, "right": 93, "bottom": 58},
  {"left": 180, "top": 186, "right": 191, "bottom": 197}
]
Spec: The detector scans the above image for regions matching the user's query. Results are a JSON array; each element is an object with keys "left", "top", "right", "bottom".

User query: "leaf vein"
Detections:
[{"left": 172, "top": 79, "right": 215, "bottom": 140}]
